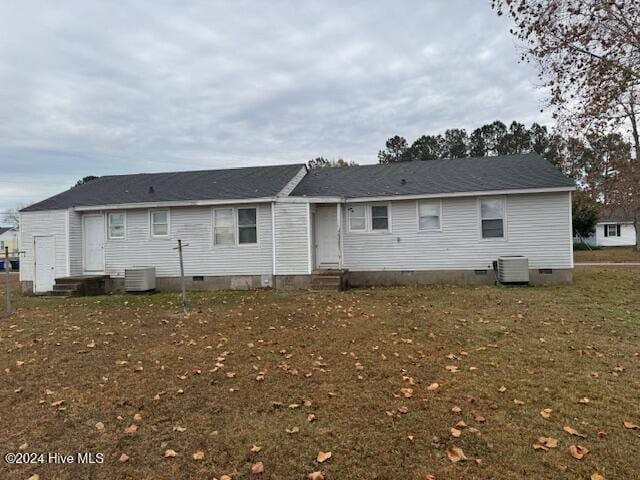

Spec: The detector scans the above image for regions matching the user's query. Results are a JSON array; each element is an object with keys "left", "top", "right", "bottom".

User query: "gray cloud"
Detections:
[{"left": 0, "top": 0, "right": 550, "bottom": 213}]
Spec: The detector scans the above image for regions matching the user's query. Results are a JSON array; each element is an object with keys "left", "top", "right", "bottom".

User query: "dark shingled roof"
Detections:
[
  {"left": 22, "top": 164, "right": 306, "bottom": 212},
  {"left": 598, "top": 206, "right": 635, "bottom": 223},
  {"left": 291, "top": 153, "right": 574, "bottom": 198}
]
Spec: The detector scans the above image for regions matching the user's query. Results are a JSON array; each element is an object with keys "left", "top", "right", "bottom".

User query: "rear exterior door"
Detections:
[
  {"left": 34, "top": 236, "right": 55, "bottom": 293},
  {"left": 83, "top": 215, "right": 105, "bottom": 272}
]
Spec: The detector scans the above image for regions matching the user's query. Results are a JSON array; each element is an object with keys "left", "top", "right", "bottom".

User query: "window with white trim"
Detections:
[
  {"left": 348, "top": 204, "right": 390, "bottom": 232},
  {"left": 349, "top": 205, "right": 367, "bottom": 231},
  {"left": 213, "top": 208, "right": 235, "bottom": 246},
  {"left": 108, "top": 212, "right": 125, "bottom": 239},
  {"left": 150, "top": 210, "right": 169, "bottom": 237},
  {"left": 371, "top": 205, "right": 388, "bottom": 231},
  {"left": 480, "top": 198, "right": 505, "bottom": 238},
  {"left": 604, "top": 223, "right": 621, "bottom": 237},
  {"left": 418, "top": 201, "right": 441, "bottom": 230},
  {"left": 237, "top": 208, "right": 257, "bottom": 244}
]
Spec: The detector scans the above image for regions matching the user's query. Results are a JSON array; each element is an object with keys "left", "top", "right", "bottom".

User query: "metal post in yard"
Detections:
[
  {"left": 5, "top": 246, "right": 11, "bottom": 315},
  {"left": 173, "top": 240, "right": 188, "bottom": 314}
]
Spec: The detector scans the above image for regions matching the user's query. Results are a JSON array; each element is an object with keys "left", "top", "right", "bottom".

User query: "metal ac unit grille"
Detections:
[
  {"left": 497, "top": 256, "right": 529, "bottom": 284},
  {"left": 125, "top": 267, "right": 156, "bottom": 292}
]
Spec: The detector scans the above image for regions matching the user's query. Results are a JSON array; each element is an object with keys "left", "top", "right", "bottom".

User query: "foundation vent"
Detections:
[{"left": 497, "top": 256, "right": 529, "bottom": 284}]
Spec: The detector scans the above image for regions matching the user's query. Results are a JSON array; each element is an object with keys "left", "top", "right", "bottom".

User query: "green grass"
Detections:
[
  {"left": 574, "top": 246, "right": 640, "bottom": 263},
  {"left": 1, "top": 268, "right": 639, "bottom": 479}
]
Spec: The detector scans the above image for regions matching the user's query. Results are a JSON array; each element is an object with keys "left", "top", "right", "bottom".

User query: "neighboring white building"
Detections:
[
  {"left": 19, "top": 154, "right": 576, "bottom": 294},
  {"left": 0, "top": 226, "right": 19, "bottom": 255},
  {"left": 594, "top": 208, "right": 637, "bottom": 247}
]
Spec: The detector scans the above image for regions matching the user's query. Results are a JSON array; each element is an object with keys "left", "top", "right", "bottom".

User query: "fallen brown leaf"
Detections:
[
  {"left": 251, "top": 461, "right": 264, "bottom": 474},
  {"left": 316, "top": 451, "right": 332, "bottom": 463},
  {"left": 307, "top": 472, "right": 324, "bottom": 480},
  {"left": 192, "top": 450, "right": 205, "bottom": 460},
  {"left": 447, "top": 446, "right": 467, "bottom": 463},
  {"left": 569, "top": 444, "right": 589, "bottom": 460},
  {"left": 563, "top": 426, "right": 587, "bottom": 438}
]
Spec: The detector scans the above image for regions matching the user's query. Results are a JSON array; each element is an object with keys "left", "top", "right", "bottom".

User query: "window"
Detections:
[
  {"left": 418, "top": 201, "right": 441, "bottom": 230},
  {"left": 150, "top": 210, "right": 169, "bottom": 237},
  {"left": 371, "top": 205, "right": 388, "bottom": 231},
  {"left": 108, "top": 212, "right": 125, "bottom": 239},
  {"left": 214, "top": 208, "right": 235, "bottom": 246},
  {"left": 349, "top": 206, "right": 367, "bottom": 231},
  {"left": 237, "top": 208, "right": 257, "bottom": 244},
  {"left": 348, "top": 204, "right": 390, "bottom": 232},
  {"left": 604, "top": 224, "right": 621, "bottom": 237},
  {"left": 480, "top": 198, "right": 505, "bottom": 239}
]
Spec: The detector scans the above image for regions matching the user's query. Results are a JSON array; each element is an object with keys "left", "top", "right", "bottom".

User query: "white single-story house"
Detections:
[
  {"left": 593, "top": 207, "right": 637, "bottom": 247},
  {"left": 0, "top": 226, "right": 19, "bottom": 255},
  {"left": 19, "top": 153, "right": 575, "bottom": 294}
]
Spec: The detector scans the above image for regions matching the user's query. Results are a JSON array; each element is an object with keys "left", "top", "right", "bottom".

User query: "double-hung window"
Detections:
[
  {"left": 349, "top": 206, "right": 367, "bottom": 231},
  {"left": 213, "top": 209, "right": 235, "bottom": 246},
  {"left": 213, "top": 207, "right": 258, "bottom": 246},
  {"left": 480, "top": 198, "right": 505, "bottom": 239},
  {"left": 108, "top": 212, "right": 125, "bottom": 239},
  {"left": 371, "top": 205, "right": 389, "bottom": 231},
  {"left": 150, "top": 210, "right": 169, "bottom": 237},
  {"left": 418, "top": 201, "right": 441, "bottom": 230},
  {"left": 348, "top": 204, "right": 389, "bottom": 232},
  {"left": 237, "top": 208, "right": 257, "bottom": 244},
  {"left": 604, "top": 224, "right": 621, "bottom": 237}
]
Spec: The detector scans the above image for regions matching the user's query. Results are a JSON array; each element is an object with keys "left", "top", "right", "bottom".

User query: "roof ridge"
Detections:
[{"left": 96, "top": 162, "right": 306, "bottom": 180}]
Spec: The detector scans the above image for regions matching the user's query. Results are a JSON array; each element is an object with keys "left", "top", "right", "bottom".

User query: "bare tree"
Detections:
[
  {"left": 1, "top": 208, "right": 19, "bottom": 229},
  {"left": 492, "top": 0, "right": 640, "bottom": 155},
  {"left": 493, "top": 0, "right": 639, "bottom": 248}
]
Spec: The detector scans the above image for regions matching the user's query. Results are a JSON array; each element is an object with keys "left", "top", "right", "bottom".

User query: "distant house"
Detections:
[
  {"left": 594, "top": 207, "right": 637, "bottom": 247},
  {"left": 0, "top": 226, "right": 19, "bottom": 255},
  {"left": 19, "top": 153, "right": 575, "bottom": 294}
]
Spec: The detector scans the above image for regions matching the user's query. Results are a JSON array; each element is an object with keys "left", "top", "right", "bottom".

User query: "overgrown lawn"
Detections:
[{"left": 1, "top": 268, "right": 639, "bottom": 479}]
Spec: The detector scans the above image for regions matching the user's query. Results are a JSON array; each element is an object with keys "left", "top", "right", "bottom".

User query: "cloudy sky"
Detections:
[{"left": 0, "top": 0, "right": 550, "bottom": 214}]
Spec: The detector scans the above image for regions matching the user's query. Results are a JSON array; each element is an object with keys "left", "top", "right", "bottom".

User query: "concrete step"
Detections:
[
  {"left": 310, "top": 272, "right": 346, "bottom": 291},
  {"left": 49, "top": 289, "right": 76, "bottom": 297},
  {"left": 52, "top": 275, "right": 108, "bottom": 296}
]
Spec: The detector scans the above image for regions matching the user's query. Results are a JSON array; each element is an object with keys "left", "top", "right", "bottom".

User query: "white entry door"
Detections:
[
  {"left": 34, "top": 236, "right": 55, "bottom": 293},
  {"left": 83, "top": 215, "right": 105, "bottom": 272},
  {"left": 315, "top": 206, "right": 340, "bottom": 268}
]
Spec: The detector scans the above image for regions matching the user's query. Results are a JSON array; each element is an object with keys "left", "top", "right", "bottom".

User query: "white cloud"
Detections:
[{"left": 0, "top": 0, "right": 550, "bottom": 210}]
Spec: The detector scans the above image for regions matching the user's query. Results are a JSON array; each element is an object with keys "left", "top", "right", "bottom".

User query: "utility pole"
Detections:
[{"left": 173, "top": 240, "right": 188, "bottom": 314}]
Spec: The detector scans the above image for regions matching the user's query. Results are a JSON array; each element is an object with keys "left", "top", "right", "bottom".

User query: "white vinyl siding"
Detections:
[
  {"left": 342, "top": 192, "right": 572, "bottom": 271},
  {"left": 98, "top": 204, "right": 273, "bottom": 277},
  {"left": 274, "top": 201, "right": 310, "bottom": 274},
  {"left": 19, "top": 209, "right": 70, "bottom": 282},
  {"left": 68, "top": 210, "right": 83, "bottom": 276}
]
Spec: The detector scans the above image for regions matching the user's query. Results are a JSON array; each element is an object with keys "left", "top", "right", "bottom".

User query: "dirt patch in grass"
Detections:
[
  {"left": 1, "top": 268, "right": 639, "bottom": 479},
  {"left": 574, "top": 246, "right": 640, "bottom": 263}
]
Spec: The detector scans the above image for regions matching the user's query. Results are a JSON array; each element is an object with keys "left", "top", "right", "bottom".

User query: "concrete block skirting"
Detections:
[
  {"left": 345, "top": 268, "right": 572, "bottom": 287},
  {"left": 20, "top": 268, "right": 572, "bottom": 295}
]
